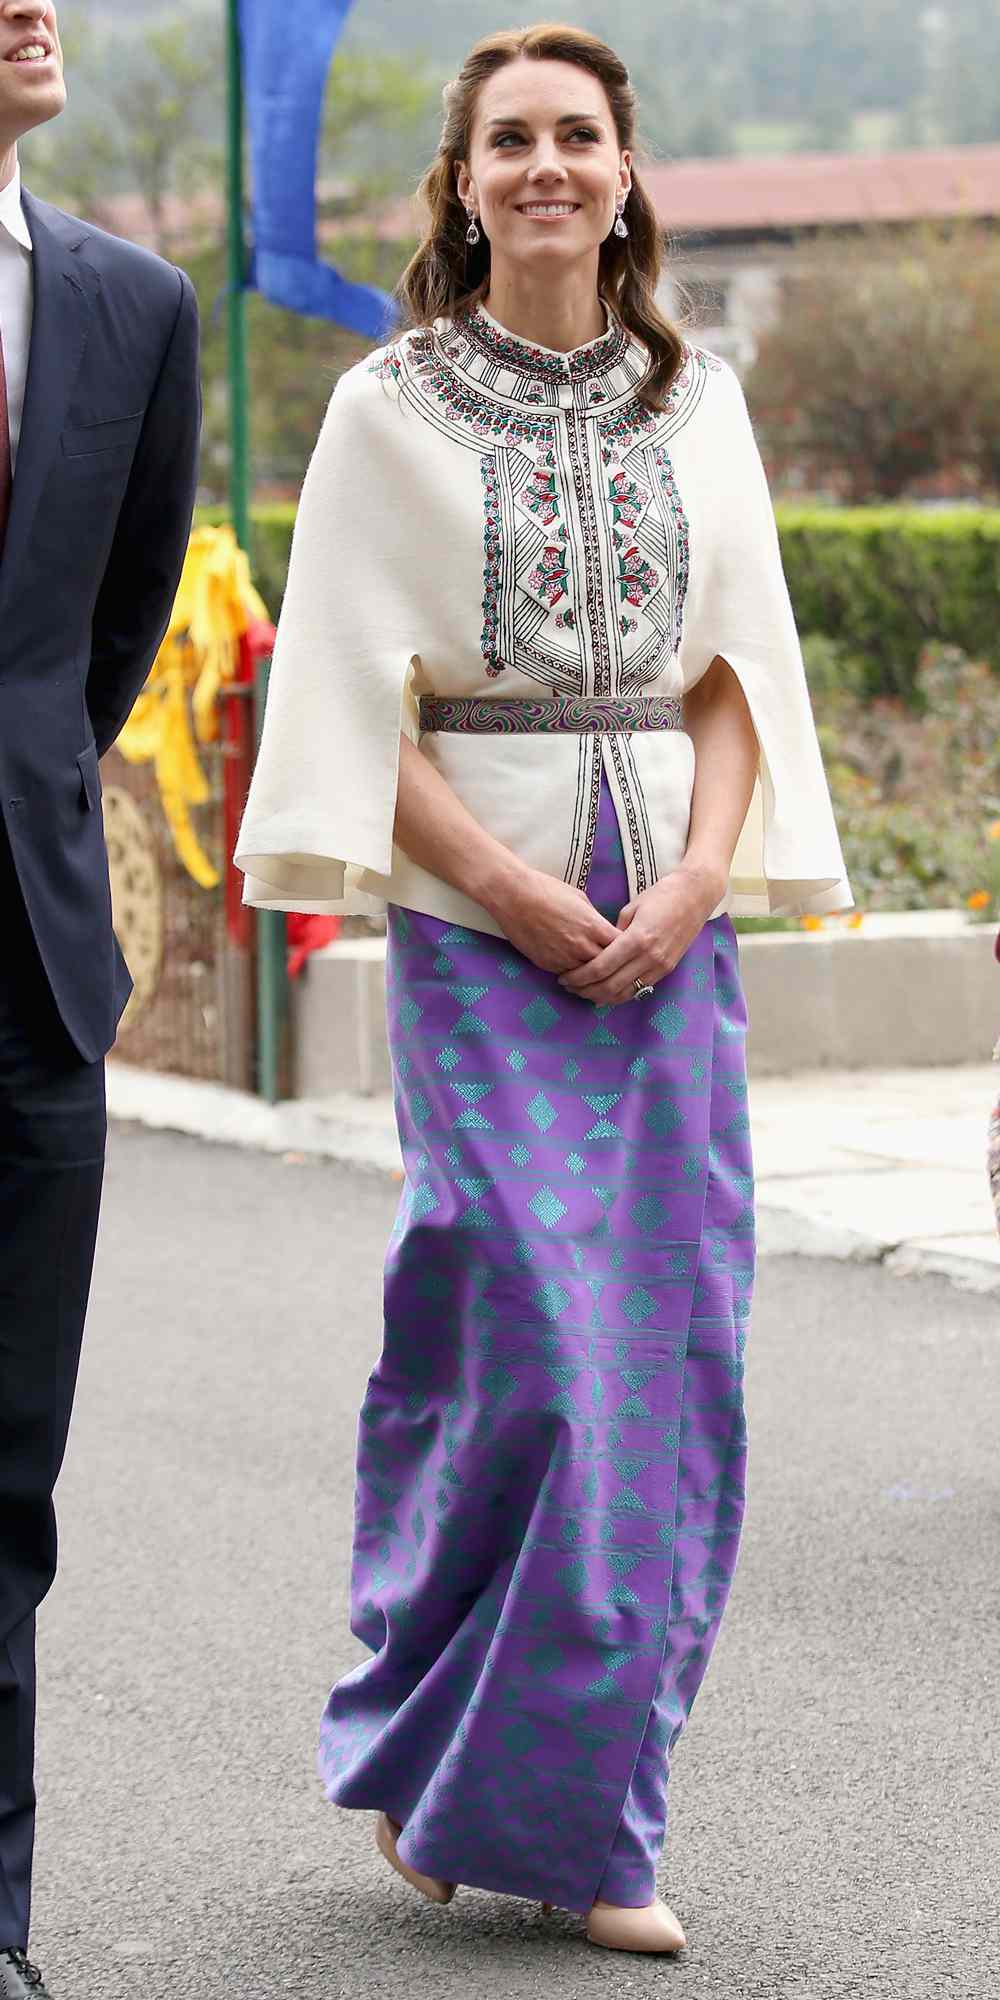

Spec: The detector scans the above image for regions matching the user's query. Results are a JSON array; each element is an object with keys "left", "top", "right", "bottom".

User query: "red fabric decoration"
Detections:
[{"left": 286, "top": 912, "right": 341, "bottom": 978}]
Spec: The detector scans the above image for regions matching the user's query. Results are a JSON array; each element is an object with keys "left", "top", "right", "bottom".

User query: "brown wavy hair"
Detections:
[{"left": 395, "top": 23, "right": 684, "bottom": 411}]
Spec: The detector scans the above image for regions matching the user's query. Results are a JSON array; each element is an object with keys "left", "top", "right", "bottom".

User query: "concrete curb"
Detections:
[
  {"left": 106, "top": 1062, "right": 404, "bottom": 1176},
  {"left": 755, "top": 1203, "right": 1000, "bottom": 1294},
  {"left": 107, "top": 1059, "right": 1000, "bottom": 1294}
]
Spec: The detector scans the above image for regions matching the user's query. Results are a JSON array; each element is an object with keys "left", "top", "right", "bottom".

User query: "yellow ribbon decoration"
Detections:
[{"left": 116, "top": 525, "right": 269, "bottom": 888}]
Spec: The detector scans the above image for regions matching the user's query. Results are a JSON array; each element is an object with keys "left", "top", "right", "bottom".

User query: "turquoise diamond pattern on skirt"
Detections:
[
  {"left": 587, "top": 1013, "right": 621, "bottom": 1048},
  {"left": 452, "top": 1081, "right": 492, "bottom": 1104},
  {"left": 535, "top": 1281, "right": 572, "bottom": 1321},
  {"left": 526, "top": 1090, "right": 558, "bottom": 1132},
  {"left": 521, "top": 994, "right": 560, "bottom": 1035},
  {"left": 630, "top": 1194, "right": 669, "bottom": 1235},
  {"left": 622, "top": 1283, "right": 658, "bottom": 1325},
  {"left": 409, "top": 1183, "right": 439, "bottom": 1221},
  {"left": 529, "top": 1186, "right": 568, "bottom": 1228},
  {"left": 320, "top": 776, "right": 755, "bottom": 1918},
  {"left": 651, "top": 999, "right": 686, "bottom": 1042},
  {"left": 645, "top": 1095, "right": 683, "bottom": 1137}
]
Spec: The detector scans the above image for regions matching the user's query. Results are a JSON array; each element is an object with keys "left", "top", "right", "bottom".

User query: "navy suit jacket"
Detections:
[{"left": 0, "top": 191, "right": 201, "bottom": 1062}]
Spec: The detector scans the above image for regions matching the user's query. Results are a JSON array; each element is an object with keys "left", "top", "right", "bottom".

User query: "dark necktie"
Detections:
[{"left": 0, "top": 324, "right": 11, "bottom": 558}]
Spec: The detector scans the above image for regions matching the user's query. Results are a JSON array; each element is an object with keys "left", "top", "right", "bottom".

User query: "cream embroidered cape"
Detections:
[{"left": 236, "top": 304, "right": 852, "bottom": 929}]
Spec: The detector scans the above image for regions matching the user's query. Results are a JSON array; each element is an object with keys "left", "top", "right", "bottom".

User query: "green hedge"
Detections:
[
  {"left": 198, "top": 502, "right": 1000, "bottom": 702},
  {"left": 776, "top": 507, "right": 1000, "bottom": 700}
]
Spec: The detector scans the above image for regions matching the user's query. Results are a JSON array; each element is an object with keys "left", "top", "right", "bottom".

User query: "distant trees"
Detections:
[
  {"left": 108, "top": 18, "right": 219, "bottom": 255},
  {"left": 747, "top": 225, "right": 1000, "bottom": 501},
  {"left": 24, "top": 9, "right": 437, "bottom": 255},
  {"left": 44, "top": 0, "right": 1000, "bottom": 172},
  {"left": 340, "top": 0, "right": 999, "bottom": 156},
  {"left": 23, "top": 7, "right": 221, "bottom": 253}
]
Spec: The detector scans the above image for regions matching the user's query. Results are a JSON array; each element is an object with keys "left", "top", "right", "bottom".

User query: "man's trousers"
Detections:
[{"left": 0, "top": 830, "right": 105, "bottom": 1949}]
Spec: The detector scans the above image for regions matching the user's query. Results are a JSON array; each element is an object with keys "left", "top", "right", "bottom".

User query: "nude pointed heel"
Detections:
[
  {"left": 375, "top": 1812, "right": 456, "bottom": 1905},
  {"left": 586, "top": 1899, "right": 686, "bottom": 1954}
]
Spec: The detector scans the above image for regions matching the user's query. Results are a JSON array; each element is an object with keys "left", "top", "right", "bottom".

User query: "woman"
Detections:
[{"left": 236, "top": 22, "right": 851, "bottom": 1955}]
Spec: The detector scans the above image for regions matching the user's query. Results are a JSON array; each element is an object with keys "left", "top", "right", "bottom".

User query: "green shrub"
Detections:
[
  {"left": 200, "top": 502, "right": 1000, "bottom": 706},
  {"left": 777, "top": 506, "right": 1000, "bottom": 702},
  {"left": 814, "top": 644, "right": 1000, "bottom": 914}
]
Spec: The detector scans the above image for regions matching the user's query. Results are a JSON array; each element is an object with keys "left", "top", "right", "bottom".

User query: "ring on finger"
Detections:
[{"left": 633, "top": 977, "right": 655, "bottom": 1001}]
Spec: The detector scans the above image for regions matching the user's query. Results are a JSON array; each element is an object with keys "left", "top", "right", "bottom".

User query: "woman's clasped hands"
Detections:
[{"left": 492, "top": 861, "right": 726, "bottom": 1007}]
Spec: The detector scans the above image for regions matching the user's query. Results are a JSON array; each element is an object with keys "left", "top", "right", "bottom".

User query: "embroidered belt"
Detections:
[{"left": 419, "top": 695, "right": 686, "bottom": 735}]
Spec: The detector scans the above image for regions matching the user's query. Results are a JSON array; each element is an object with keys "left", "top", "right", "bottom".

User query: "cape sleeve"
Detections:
[
  {"left": 234, "top": 357, "right": 419, "bottom": 912},
  {"left": 679, "top": 360, "right": 853, "bottom": 917}
]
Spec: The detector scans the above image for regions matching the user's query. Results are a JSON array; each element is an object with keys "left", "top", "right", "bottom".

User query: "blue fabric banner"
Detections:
[{"left": 237, "top": 0, "right": 396, "bottom": 338}]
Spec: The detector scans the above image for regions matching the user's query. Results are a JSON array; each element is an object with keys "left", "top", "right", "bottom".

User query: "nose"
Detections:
[
  {"left": 1, "top": 0, "right": 47, "bottom": 18},
  {"left": 526, "top": 150, "right": 569, "bottom": 186}
]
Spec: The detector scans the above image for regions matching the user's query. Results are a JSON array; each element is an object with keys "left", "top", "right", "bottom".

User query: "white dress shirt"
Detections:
[{"left": 0, "top": 158, "right": 34, "bottom": 471}]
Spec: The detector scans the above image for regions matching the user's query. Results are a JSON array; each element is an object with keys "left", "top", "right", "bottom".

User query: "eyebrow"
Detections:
[{"left": 485, "top": 113, "right": 605, "bottom": 130}]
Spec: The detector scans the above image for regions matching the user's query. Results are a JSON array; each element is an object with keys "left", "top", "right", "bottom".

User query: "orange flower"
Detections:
[
  {"left": 847, "top": 912, "right": 864, "bottom": 929},
  {"left": 800, "top": 914, "right": 825, "bottom": 931},
  {"left": 988, "top": 820, "right": 1000, "bottom": 841},
  {"left": 967, "top": 890, "right": 991, "bottom": 911}
]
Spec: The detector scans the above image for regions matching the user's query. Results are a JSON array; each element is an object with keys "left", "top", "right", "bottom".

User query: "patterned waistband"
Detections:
[{"left": 419, "top": 695, "right": 686, "bottom": 735}]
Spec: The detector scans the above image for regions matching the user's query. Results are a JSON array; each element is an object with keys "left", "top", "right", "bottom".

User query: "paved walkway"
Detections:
[
  {"left": 107, "top": 1059, "right": 1000, "bottom": 1293},
  {"left": 30, "top": 1129, "right": 1000, "bottom": 1999},
  {"left": 750, "top": 1063, "right": 999, "bottom": 1288}
]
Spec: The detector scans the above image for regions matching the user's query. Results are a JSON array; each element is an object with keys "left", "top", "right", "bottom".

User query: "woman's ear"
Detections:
[{"left": 455, "top": 161, "right": 473, "bottom": 207}]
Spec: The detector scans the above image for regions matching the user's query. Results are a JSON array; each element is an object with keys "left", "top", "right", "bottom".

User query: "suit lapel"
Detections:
[{"left": 0, "top": 191, "right": 98, "bottom": 590}]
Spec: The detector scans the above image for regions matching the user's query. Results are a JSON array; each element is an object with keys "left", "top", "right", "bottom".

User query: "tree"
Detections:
[
  {"left": 18, "top": 11, "right": 120, "bottom": 219},
  {"left": 109, "top": 15, "right": 222, "bottom": 255},
  {"left": 21, "top": 8, "right": 223, "bottom": 251},
  {"left": 961, "top": 248, "right": 1000, "bottom": 494},
  {"left": 320, "top": 50, "right": 439, "bottom": 201},
  {"left": 747, "top": 224, "right": 997, "bottom": 502}
]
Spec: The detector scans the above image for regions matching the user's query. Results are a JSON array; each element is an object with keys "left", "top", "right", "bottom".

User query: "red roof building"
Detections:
[
  {"left": 644, "top": 143, "right": 1000, "bottom": 238},
  {"left": 643, "top": 143, "right": 1000, "bottom": 374}
]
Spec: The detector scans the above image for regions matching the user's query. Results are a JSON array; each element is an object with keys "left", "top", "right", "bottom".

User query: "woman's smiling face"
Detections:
[{"left": 456, "top": 58, "right": 631, "bottom": 274}]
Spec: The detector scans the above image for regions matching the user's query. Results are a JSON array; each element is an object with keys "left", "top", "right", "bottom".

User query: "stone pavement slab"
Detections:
[
  {"left": 750, "top": 1064, "right": 1000, "bottom": 1292},
  {"left": 106, "top": 1058, "right": 1000, "bottom": 1293}
]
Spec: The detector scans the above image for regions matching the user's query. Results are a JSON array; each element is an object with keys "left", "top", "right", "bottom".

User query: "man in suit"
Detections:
[{"left": 0, "top": 6, "right": 201, "bottom": 1992}]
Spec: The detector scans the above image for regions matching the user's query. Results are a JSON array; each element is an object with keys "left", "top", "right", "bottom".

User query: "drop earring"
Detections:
[
  {"left": 465, "top": 210, "right": 481, "bottom": 247},
  {"left": 614, "top": 197, "right": 629, "bottom": 239}
]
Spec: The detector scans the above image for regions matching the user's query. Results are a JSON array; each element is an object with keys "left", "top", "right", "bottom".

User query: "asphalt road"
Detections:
[{"left": 28, "top": 1125, "right": 1000, "bottom": 2000}]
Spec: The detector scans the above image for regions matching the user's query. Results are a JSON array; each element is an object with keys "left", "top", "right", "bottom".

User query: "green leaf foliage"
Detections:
[{"left": 777, "top": 508, "right": 1000, "bottom": 701}]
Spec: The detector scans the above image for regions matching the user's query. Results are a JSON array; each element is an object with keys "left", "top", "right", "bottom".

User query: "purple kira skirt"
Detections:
[{"left": 318, "top": 778, "right": 755, "bottom": 1911}]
